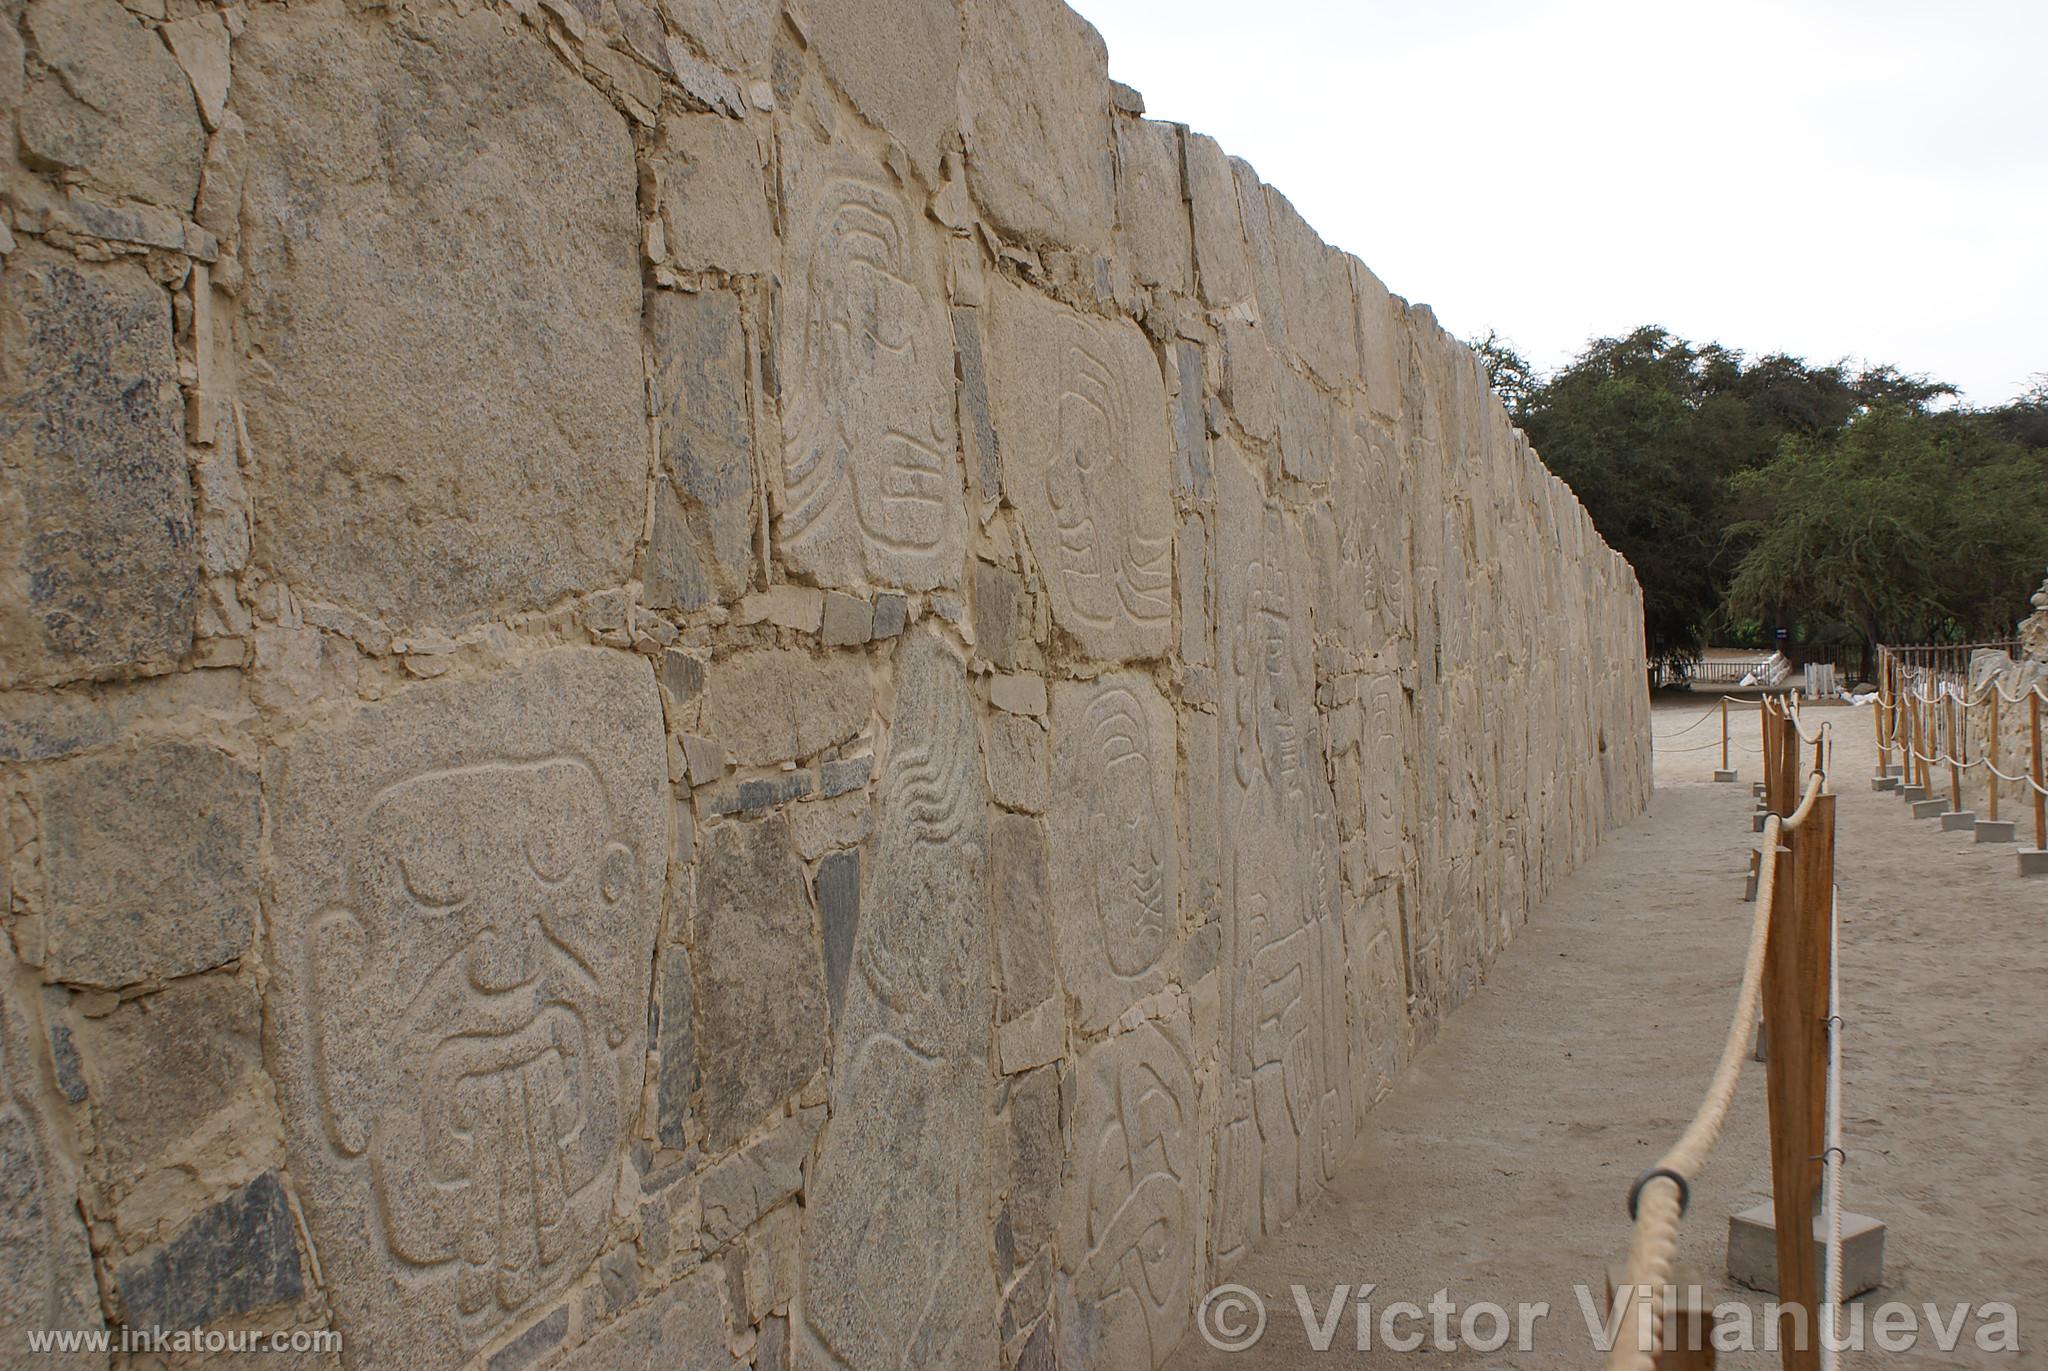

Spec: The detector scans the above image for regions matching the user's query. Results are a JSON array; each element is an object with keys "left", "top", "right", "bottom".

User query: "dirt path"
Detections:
[{"left": 1164, "top": 696, "right": 2046, "bottom": 1368}]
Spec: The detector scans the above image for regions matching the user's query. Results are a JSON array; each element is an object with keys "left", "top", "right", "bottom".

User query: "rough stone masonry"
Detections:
[{"left": 0, "top": 0, "right": 1651, "bottom": 1366}]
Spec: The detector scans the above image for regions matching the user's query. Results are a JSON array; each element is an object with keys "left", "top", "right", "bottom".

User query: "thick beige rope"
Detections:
[{"left": 1603, "top": 770, "right": 1824, "bottom": 1370}]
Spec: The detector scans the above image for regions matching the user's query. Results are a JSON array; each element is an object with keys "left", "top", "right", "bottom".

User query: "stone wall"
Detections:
[{"left": 0, "top": 0, "right": 1650, "bottom": 1366}]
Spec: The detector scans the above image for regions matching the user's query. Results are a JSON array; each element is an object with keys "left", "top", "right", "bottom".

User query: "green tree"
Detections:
[{"left": 1725, "top": 401, "right": 2048, "bottom": 672}]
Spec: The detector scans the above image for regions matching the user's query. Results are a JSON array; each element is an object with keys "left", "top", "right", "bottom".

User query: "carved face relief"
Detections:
[
  {"left": 316, "top": 762, "right": 633, "bottom": 1335},
  {"left": 1051, "top": 676, "right": 1177, "bottom": 1032},
  {"left": 265, "top": 651, "right": 665, "bottom": 1367},
  {"left": 988, "top": 280, "right": 1173, "bottom": 661},
  {"left": 1061, "top": 1020, "right": 1198, "bottom": 1370},
  {"left": 1046, "top": 323, "right": 1172, "bottom": 638},
  {"left": 781, "top": 171, "right": 964, "bottom": 591}
]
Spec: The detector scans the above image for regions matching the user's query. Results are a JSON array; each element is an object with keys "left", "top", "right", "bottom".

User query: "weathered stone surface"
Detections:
[
  {"left": 116, "top": 1171, "right": 304, "bottom": 1329},
  {"left": 1218, "top": 317, "right": 1284, "bottom": 446},
  {"left": 820, "top": 592, "right": 873, "bottom": 646},
  {"left": 655, "top": 112, "right": 775, "bottom": 275},
  {"left": 1184, "top": 132, "right": 1252, "bottom": 309},
  {"left": 803, "top": 0, "right": 960, "bottom": 184},
  {"left": 1115, "top": 117, "right": 1191, "bottom": 293},
  {"left": 991, "top": 813, "right": 1056, "bottom": 1023},
  {"left": 1212, "top": 445, "right": 1353, "bottom": 1265},
  {"left": 1353, "top": 260, "right": 1406, "bottom": 422},
  {"left": 789, "top": 790, "right": 872, "bottom": 861},
  {"left": 805, "top": 625, "right": 994, "bottom": 1368},
  {"left": 34, "top": 741, "right": 258, "bottom": 988},
  {"left": 162, "top": 11, "right": 230, "bottom": 129},
  {"left": 974, "top": 561, "right": 1036, "bottom": 670},
  {"left": 1049, "top": 675, "right": 1177, "bottom": 1031},
  {"left": 818, "top": 754, "right": 872, "bottom": 798},
  {"left": 0, "top": 671, "right": 242, "bottom": 764},
  {"left": 0, "top": 943, "right": 106, "bottom": 1362},
  {"left": 488, "top": 1306, "right": 567, "bottom": 1371},
  {"left": 990, "top": 671, "right": 1047, "bottom": 717},
  {"left": 19, "top": 0, "right": 205, "bottom": 209},
  {"left": 565, "top": 1264, "right": 735, "bottom": 1369},
  {"left": 1233, "top": 159, "right": 1290, "bottom": 350},
  {"left": 699, "top": 1106, "right": 821, "bottom": 1244},
  {"left": 987, "top": 279, "right": 1173, "bottom": 661},
  {"left": 953, "top": 307, "right": 1004, "bottom": 504},
  {"left": 985, "top": 712, "right": 1049, "bottom": 814},
  {"left": 701, "top": 648, "right": 872, "bottom": 767},
  {"left": 0, "top": 244, "right": 195, "bottom": 688},
  {"left": 775, "top": 115, "right": 965, "bottom": 592},
  {"left": 1002, "top": 1065, "right": 1061, "bottom": 1263},
  {"left": 646, "top": 287, "right": 756, "bottom": 610},
  {"left": 237, "top": 1, "right": 643, "bottom": 632},
  {"left": 815, "top": 850, "right": 859, "bottom": 1027},
  {"left": 656, "top": 939, "right": 698, "bottom": 1151},
  {"left": 1168, "top": 339, "right": 1211, "bottom": 499},
  {"left": 960, "top": 0, "right": 1115, "bottom": 251},
  {"left": 1176, "top": 514, "right": 1212, "bottom": 668},
  {"left": 871, "top": 593, "right": 909, "bottom": 639},
  {"left": 64, "top": 971, "right": 268, "bottom": 1191},
  {"left": 1264, "top": 185, "right": 1359, "bottom": 388},
  {"left": 660, "top": 0, "right": 774, "bottom": 77},
  {"left": 1345, "top": 887, "right": 1409, "bottom": 1115},
  {"left": 1057, "top": 1019, "right": 1198, "bottom": 1370},
  {"left": 263, "top": 649, "right": 667, "bottom": 1368},
  {"left": 692, "top": 813, "right": 828, "bottom": 1151},
  {"left": 735, "top": 584, "right": 824, "bottom": 632}
]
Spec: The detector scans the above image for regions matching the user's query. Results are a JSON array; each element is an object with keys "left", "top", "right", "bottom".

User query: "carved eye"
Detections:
[
  {"left": 525, "top": 831, "right": 578, "bottom": 886},
  {"left": 397, "top": 858, "right": 466, "bottom": 910},
  {"left": 600, "top": 843, "right": 634, "bottom": 905}
]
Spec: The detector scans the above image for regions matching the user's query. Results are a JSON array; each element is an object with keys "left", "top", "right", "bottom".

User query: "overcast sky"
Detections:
[{"left": 1070, "top": 0, "right": 2046, "bottom": 406}]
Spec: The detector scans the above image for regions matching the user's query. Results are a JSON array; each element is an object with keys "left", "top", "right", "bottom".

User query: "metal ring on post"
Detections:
[{"left": 1627, "top": 1167, "right": 1691, "bottom": 1221}]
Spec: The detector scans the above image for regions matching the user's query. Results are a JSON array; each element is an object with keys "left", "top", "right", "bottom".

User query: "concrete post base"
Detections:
[
  {"left": 1871, "top": 775, "right": 1899, "bottom": 791},
  {"left": 1743, "top": 848, "right": 1761, "bottom": 902},
  {"left": 1727, "top": 1203, "right": 1885, "bottom": 1299},
  {"left": 1752, "top": 811, "right": 1769, "bottom": 832},
  {"left": 1975, "top": 820, "right": 2017, "bottom": 843},
  {"left": 1899, "top": 784, "right": 1929, "bottom": 803},
  {"left": 1752, "top": 782, "right": 1766, "bottom": 799},
  {"left": 2020, "top": 849, "right": 2048, "bottom": 878},
  {"left": 1713, "top": 769, "right": 1739, "bottom": 783},
  {"left": 1939, "top": 810, "right": 1977, "bottom": 831},
  {"left": 1911, "top": 798, "right": 1949, "bottom": 819}
]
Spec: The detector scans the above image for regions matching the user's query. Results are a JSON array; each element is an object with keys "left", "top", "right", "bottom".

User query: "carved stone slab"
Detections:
[
  {"left": 1057, "top": 1017, "right": 1198, "bottom": 1370},
  {"left": 263, "top": 649, "right": 666, "bottom": 1367},
  {"left": 802, "top": 625, "right": 994, "bottom": 1369},
  {"left": 774, "top": 122, "right": 965, "bottom": 592},
  {"left": 1048, "top": 674, "right": 1177, "bottom": 1031},
  {"left": 986, "top": 279, "right": 1173, "bottom": 663}
]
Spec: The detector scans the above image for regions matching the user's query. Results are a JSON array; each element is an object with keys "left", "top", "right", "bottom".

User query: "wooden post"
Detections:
[
  {"left": 1760, "top": 698, "right": 1771, "bottom": 791},
  {"left": 1764, "top": 795, "right": 1833, "bottom": 1371},
  {"left": 1722, "top": 697, "right": 1730, "bottom": 773},
  {"left": 1947, "top": 696, "right": 1962, "bottom": 813},
  {"left": 2033, "top": 692, "right": 2045, "bottom": 853},
  {"left": 1781, "top": 708, "right": 1803, "bottom": 812},
  {"left": 1900, "top": 696, "right": 1916, "bottom": 791},
  {"left": 1989, "top": 692, "right": 2000, "bottom": 824}
]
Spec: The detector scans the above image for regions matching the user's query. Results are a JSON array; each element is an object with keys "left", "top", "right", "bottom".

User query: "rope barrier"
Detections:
[{"left": 1604, "top": 769, "right": 1825, "bottom": 1371}]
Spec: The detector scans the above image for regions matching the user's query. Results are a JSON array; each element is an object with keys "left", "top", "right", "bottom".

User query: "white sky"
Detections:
[{"left": 1070, "top": 0, "right": 2047, "bottom": 406}]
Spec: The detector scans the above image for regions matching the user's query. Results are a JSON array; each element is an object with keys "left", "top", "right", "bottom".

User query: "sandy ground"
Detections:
[{"left": 1164, "top": 694, "right": 2046, "bottom": 1368}]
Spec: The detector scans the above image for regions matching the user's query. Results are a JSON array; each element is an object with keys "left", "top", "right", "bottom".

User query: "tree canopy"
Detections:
[{"left": 1476, "top": 328, "right": 2047, "bottom": 677}]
